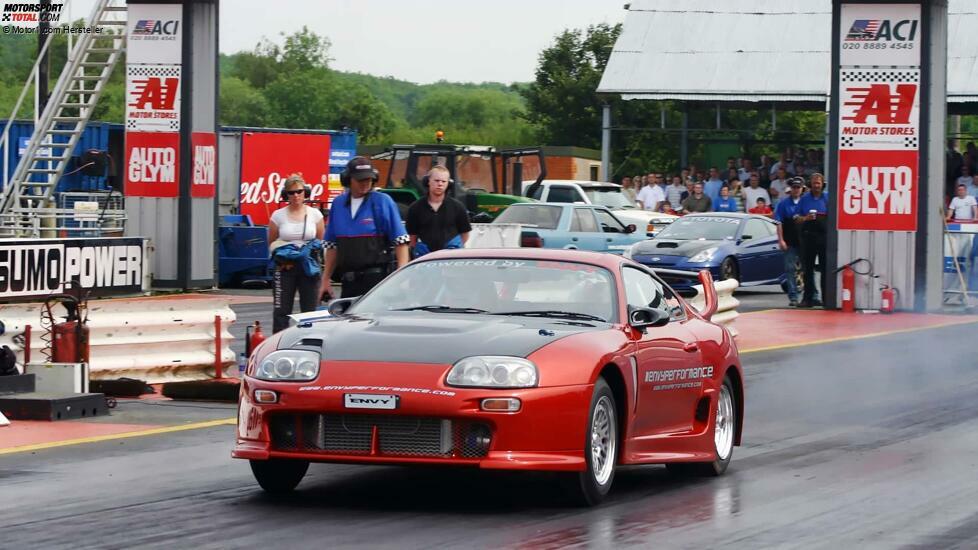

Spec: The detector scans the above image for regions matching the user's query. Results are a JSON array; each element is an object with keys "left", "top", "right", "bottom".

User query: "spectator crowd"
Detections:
[
  {"left": 946, "top": 139, "right": 978, "bottom": 221},
  {"left": 619, "top": 146, "right": 826, "bottom": 216}
]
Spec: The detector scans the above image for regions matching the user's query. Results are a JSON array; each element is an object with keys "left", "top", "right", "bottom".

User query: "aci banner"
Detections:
[
  {"left": 837, "top": 3, "right": 921, "bottom": 232},
  {"left": 239, "top": 132, "right": 332, "bottom": 225},
  {"left": 0, "top": 238, "right": 147, "bottom": 300}
]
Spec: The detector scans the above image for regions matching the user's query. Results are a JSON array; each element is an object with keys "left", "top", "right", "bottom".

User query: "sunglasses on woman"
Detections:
[{"left": 286, "top": 189, "right": 305, "bottom": 196}]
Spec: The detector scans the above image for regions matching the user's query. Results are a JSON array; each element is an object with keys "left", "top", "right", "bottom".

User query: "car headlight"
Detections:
[
  {"left": 255, "top": 350, "right": 320, "bottom": 382},
  {"left": 446, "top": 356, "right": 538, "bottom": 388},
  {"left": 689, "top": 247, "right": 718, "bottom": 263}
]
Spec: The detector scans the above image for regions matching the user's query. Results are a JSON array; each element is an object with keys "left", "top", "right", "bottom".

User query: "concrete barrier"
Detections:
[
  {"left": 689, "top": 279, "right": 740, "bottom": 337},
  {"left": 0, "top": 295, "right": 236, "bottom": 383}
]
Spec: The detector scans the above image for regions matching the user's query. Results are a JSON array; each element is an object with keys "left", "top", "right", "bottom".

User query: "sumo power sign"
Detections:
[{"left": 0, "top": 238, "right": 149, "bottom": 300}]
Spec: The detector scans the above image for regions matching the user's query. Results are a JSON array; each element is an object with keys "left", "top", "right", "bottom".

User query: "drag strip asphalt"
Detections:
[{"left": 2, "top": 322, "right": 977, "bottom": 549}]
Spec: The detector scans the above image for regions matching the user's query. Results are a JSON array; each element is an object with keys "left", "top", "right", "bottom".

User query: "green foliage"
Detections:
[{"left": 220, "top": 76, "right": 271, "bottom": 127}]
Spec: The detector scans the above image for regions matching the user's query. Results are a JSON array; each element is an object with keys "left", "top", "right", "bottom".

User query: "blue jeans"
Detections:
[{"left": 784, "top": 246, "right": 801, "bottom": 301}]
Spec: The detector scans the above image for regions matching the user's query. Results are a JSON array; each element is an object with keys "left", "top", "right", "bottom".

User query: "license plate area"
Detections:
[{"left": 344, "top": 393, "right": 398, "bottom": 410}]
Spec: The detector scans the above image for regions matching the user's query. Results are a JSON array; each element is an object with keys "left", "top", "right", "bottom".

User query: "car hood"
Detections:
[
  {"left": 631, "top": 238, "right": 726, "bottom": 257},
  {"left": 278, "top": 312, "right": 607, "bottom": 364}
]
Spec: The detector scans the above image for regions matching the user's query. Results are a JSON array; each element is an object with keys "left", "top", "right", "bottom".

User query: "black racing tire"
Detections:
[
  {"left": 666, "top": 375, "right": 737, "bottom": 477},
  {"left": 720, "top": 257, "right": 739, "bottom": 282},
  {"left": 250, "top": 459, "right": 309, "bottom": 494},
  {"left": 562, "top": 378, "right": 618, "bottom": 506}
]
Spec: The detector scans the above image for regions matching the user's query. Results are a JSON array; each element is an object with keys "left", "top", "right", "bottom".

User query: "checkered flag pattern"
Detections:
[
  {"left": 904, "top": 137, "right": 918, "bottom": 148},
  {"left": 841, "top": 136, "right": 855, "bottom": 148},
  {"left": 127, "top": 65, "right": 181, "bottom": 78},
  {"left": 841, "top": 69, "right": 919, "bottom": 83}
]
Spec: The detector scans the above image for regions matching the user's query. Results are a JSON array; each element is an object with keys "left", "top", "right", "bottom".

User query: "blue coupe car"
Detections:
[
  {"left": 494, "top": 202, "right": 649, "bottom": 254},
  {"left": 624, "top": 213, "right": 787, "bottom": 291}
]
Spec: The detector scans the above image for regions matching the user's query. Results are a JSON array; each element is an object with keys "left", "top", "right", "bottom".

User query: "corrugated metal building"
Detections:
[{"left": 598, "top": 0, "right": 978, "bottom": 107}]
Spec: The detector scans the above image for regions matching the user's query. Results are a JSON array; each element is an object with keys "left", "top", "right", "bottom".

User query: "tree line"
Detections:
[{"left": 4, "top": 23, "right": 968, "bottom": 175}]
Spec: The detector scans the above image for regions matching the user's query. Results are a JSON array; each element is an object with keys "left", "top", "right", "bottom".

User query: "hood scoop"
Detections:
[{"left": 656, "top": 241, "right": 680, "bottom": 248}]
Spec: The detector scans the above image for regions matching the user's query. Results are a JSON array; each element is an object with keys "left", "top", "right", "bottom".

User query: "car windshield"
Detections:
[
  {"left": 494, "top": 204, "right": 562, "bottom": 229},
  {"left": 350, "top": 258, "right": 618, "bottom": 322},
  {"left": 584, "top": 188, "right": 635, "bottom": 209},
  {"left": 655, "top": 216, "right": 740, "bottom": 240}
]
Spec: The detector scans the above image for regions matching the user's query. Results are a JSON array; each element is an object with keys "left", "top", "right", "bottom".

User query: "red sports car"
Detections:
[{"left": 233, "top": 248, "right": 744, "bottom": 505}]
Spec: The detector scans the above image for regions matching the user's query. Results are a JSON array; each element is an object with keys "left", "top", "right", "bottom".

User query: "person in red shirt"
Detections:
[{"left": 748, "top": 197, "right": 773, "bottom": 216}]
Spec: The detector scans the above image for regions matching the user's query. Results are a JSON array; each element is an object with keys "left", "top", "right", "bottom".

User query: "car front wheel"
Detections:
[
  {"left": 667, "top": 375, "right": 737, "bottom": 477},
  {"left": 563, "top": 378, "right": 618, "bottom": 506},
  {"left": 250, "top": 459, "right": 309, "bottom": 494},
  {"left": 720, "top": 257, "right": 739, "bottom": 281}
]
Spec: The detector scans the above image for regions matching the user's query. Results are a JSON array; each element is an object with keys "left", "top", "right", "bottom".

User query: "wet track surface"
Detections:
[{"left": 2, "top": 321, "right": 978, "bottom": 549}]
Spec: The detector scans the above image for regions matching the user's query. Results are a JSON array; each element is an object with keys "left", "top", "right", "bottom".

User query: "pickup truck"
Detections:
[
  {"left": 521, "top": 180, "right": 677, "bottom": 236},
  {"left": 493, "top": 202, "right": 649, "bottom": 255}
]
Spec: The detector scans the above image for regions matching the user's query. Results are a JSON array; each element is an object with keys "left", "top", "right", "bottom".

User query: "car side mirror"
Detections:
[
  {"left": 628, "top": 306, "right": 670, "bottom": 329},
  {"left": 625, "top": 224, "right": 637, "bottom": 234},
  {"left": 327, "top": 297, "right": 357, "bottom": 316}
]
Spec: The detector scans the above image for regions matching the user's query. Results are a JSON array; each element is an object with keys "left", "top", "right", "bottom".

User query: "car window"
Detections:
[
  {"left": 527, "top": 184, "right": 544, "bottom": 200},
  {"left": 548, "top": 186, "right": 580, "bottom": 203},
  {"left": 495, "top": 204, "right": 562, "bottom": 230},
  {"left": 661, "top": 283, "right": 687, "bottom": 321},
  {"left": 571, "top": 208, "right": 600, "bottom": 232},
  {"left": 595, "top": 209, "right": 626, "bottom": 233},
  {"left": 622, "top": 267, "right": 665, "bottom": 310},
  {"left": 744, "top": 218, "right": 773, "bottom": 239}
]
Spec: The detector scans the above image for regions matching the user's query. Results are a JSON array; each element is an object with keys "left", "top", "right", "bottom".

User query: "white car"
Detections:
[{"left": 521, "top": 180, "right": 676, "bottom": 236}]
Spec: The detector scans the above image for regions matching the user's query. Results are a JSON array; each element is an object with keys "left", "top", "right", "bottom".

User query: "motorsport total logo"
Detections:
[{"left": 1, "top": 2, "right": 63, "bottom": 27}]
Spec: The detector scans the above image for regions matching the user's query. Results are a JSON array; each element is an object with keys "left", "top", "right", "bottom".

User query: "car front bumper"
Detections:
[{"left": 232, "top": 363, "right": 592, "bottom": 472}]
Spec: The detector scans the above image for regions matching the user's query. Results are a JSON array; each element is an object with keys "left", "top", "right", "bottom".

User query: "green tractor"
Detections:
[{"left": 374, "top": 144, "right": 544, "bottom": 221}]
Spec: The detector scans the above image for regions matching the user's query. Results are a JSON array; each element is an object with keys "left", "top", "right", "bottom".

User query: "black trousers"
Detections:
[
  {"left": 273, "top": 267, "right": 320, "bottom": 333},
  {"left": 340, "top": 271, "right": 387, "bottom": 298},
  {"left": 801, "top": 231, "right": 827, "bottom": 303}
]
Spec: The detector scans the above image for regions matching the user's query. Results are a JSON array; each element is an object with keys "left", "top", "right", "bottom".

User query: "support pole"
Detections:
[
  {"left": 214, "top": 315, "right": 222, "bottom": 379},
  {"left": 601, "top": 103, "right": 611, "bottom": 182}
]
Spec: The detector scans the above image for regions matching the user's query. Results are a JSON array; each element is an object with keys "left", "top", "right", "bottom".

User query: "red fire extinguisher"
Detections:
[
  {"left": 47, "top": 295, "right": 90, "bottom": 363},
  {"left": 840, "top": 264, "right": 856, "bottom": 313},
  {"left": 246, "top": 321, "right": 266, "bottom": 358},
  {"left": 880, "top": 286, "right": 897, "bottom": 313}
]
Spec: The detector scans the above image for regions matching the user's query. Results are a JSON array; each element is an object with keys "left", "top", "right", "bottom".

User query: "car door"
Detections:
[
  {"left": 622, "top": 266, "right": 704, "bottom": 438},
  {"left": 753, "top": 218, "right": 784, "bottom": 281},
  {"left": 737, "top": 217, "right": 780, "bottom": 283},
  {"left": 567, "top": 207, "right": 606, "bottom": 250},
  {"left": 594, "top": 207, "right": 636, "bottom": 254}
]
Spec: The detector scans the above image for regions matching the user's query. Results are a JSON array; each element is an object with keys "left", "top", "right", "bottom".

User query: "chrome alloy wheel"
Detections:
[
  {"left": 590, "top": 395, "right": 617, "bottom": 486},
  {"left": 714, "top": 384, "right": 735, "bottom": 461}
]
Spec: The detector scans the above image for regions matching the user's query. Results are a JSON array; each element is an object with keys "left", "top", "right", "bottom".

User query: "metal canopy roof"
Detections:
[{"left": 597, "top": 0, "right": 978, "bottom": 104}]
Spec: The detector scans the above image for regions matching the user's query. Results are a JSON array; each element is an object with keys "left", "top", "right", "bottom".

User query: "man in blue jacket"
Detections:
[
  {"left": 320, "top": 157, "right": 410, "bottom": 299},
  {"left": 797, "top": 173, "right": 829, "bottom": 307}
]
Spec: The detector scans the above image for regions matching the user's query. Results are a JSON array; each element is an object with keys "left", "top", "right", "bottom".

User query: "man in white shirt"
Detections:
[
  {"left": 947, "top": 184, "right": 978, "bottom": 221},
  {"left": 742, "top": 173, "right": 771, "bottom": 213},
  {"left": 769, "top": 168, "right": 789, "bottom": 205},
  {"left": 636, "top": 180, "right": 665, "bottom": 211}
]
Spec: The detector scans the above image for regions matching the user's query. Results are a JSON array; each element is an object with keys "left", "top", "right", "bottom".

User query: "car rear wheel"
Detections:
[
  {"left": 720, "top": 257, "right": 739, "bottom": 281},
  {"left": 250, "top": 459, "right": 309, "bottom": 494},
  {"left": 562, "top": 378, "right": 618, "bottom": 506},
  {"left": 667, "top": 375, "right": 736, "bottom": 477}
]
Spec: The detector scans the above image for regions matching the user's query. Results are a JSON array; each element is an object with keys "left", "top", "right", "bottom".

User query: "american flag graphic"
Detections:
[
  {"left": 846, "top": 20, "right": 881, "bottom": 41},
  {"left": 133, "top": 20, "right": 157, "bottom": 34}
]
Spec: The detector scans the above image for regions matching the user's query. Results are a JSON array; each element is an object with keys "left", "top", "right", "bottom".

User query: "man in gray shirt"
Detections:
[{"left": 681, "top": 182, "right": 712, "bottom": 213}]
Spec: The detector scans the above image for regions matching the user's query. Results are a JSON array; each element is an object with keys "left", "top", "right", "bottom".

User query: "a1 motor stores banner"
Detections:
[
  {"left": 125, "top": 132, "right": 179, "bottom": 197},
  {"left": 126, "top": 64, "right": 181, "bottom": 133},
  {"left": 838, "top": 149, "right": 917, "bottom": 231},
  {"left": 240, "top": 133, "right": 332, "bottom": 225},
  {"left": 0, "top": 238, "right": 146, "bottom": 300},
  {"left": 191, "top": 132, "right": 217, "bottom": 198}
]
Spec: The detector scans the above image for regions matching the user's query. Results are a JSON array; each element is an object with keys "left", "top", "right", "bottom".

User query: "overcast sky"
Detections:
[{"left": 67, "top": 0, "right": 627, "bottom": 84}]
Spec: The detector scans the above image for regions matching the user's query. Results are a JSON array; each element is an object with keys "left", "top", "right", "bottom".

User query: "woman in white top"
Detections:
[{"left": 268, "top": 174, "right": 325, "bottom": 332}]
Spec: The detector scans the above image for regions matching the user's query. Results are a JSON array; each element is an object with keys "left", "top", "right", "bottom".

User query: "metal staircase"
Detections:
[{"left": 0, "top": 0, "right": 127, "bottom": 237}]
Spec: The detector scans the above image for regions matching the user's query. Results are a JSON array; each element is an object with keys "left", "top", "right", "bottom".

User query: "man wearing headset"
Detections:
[{"left": 320, "top": 157, "right": 410, "bottom": 300}]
